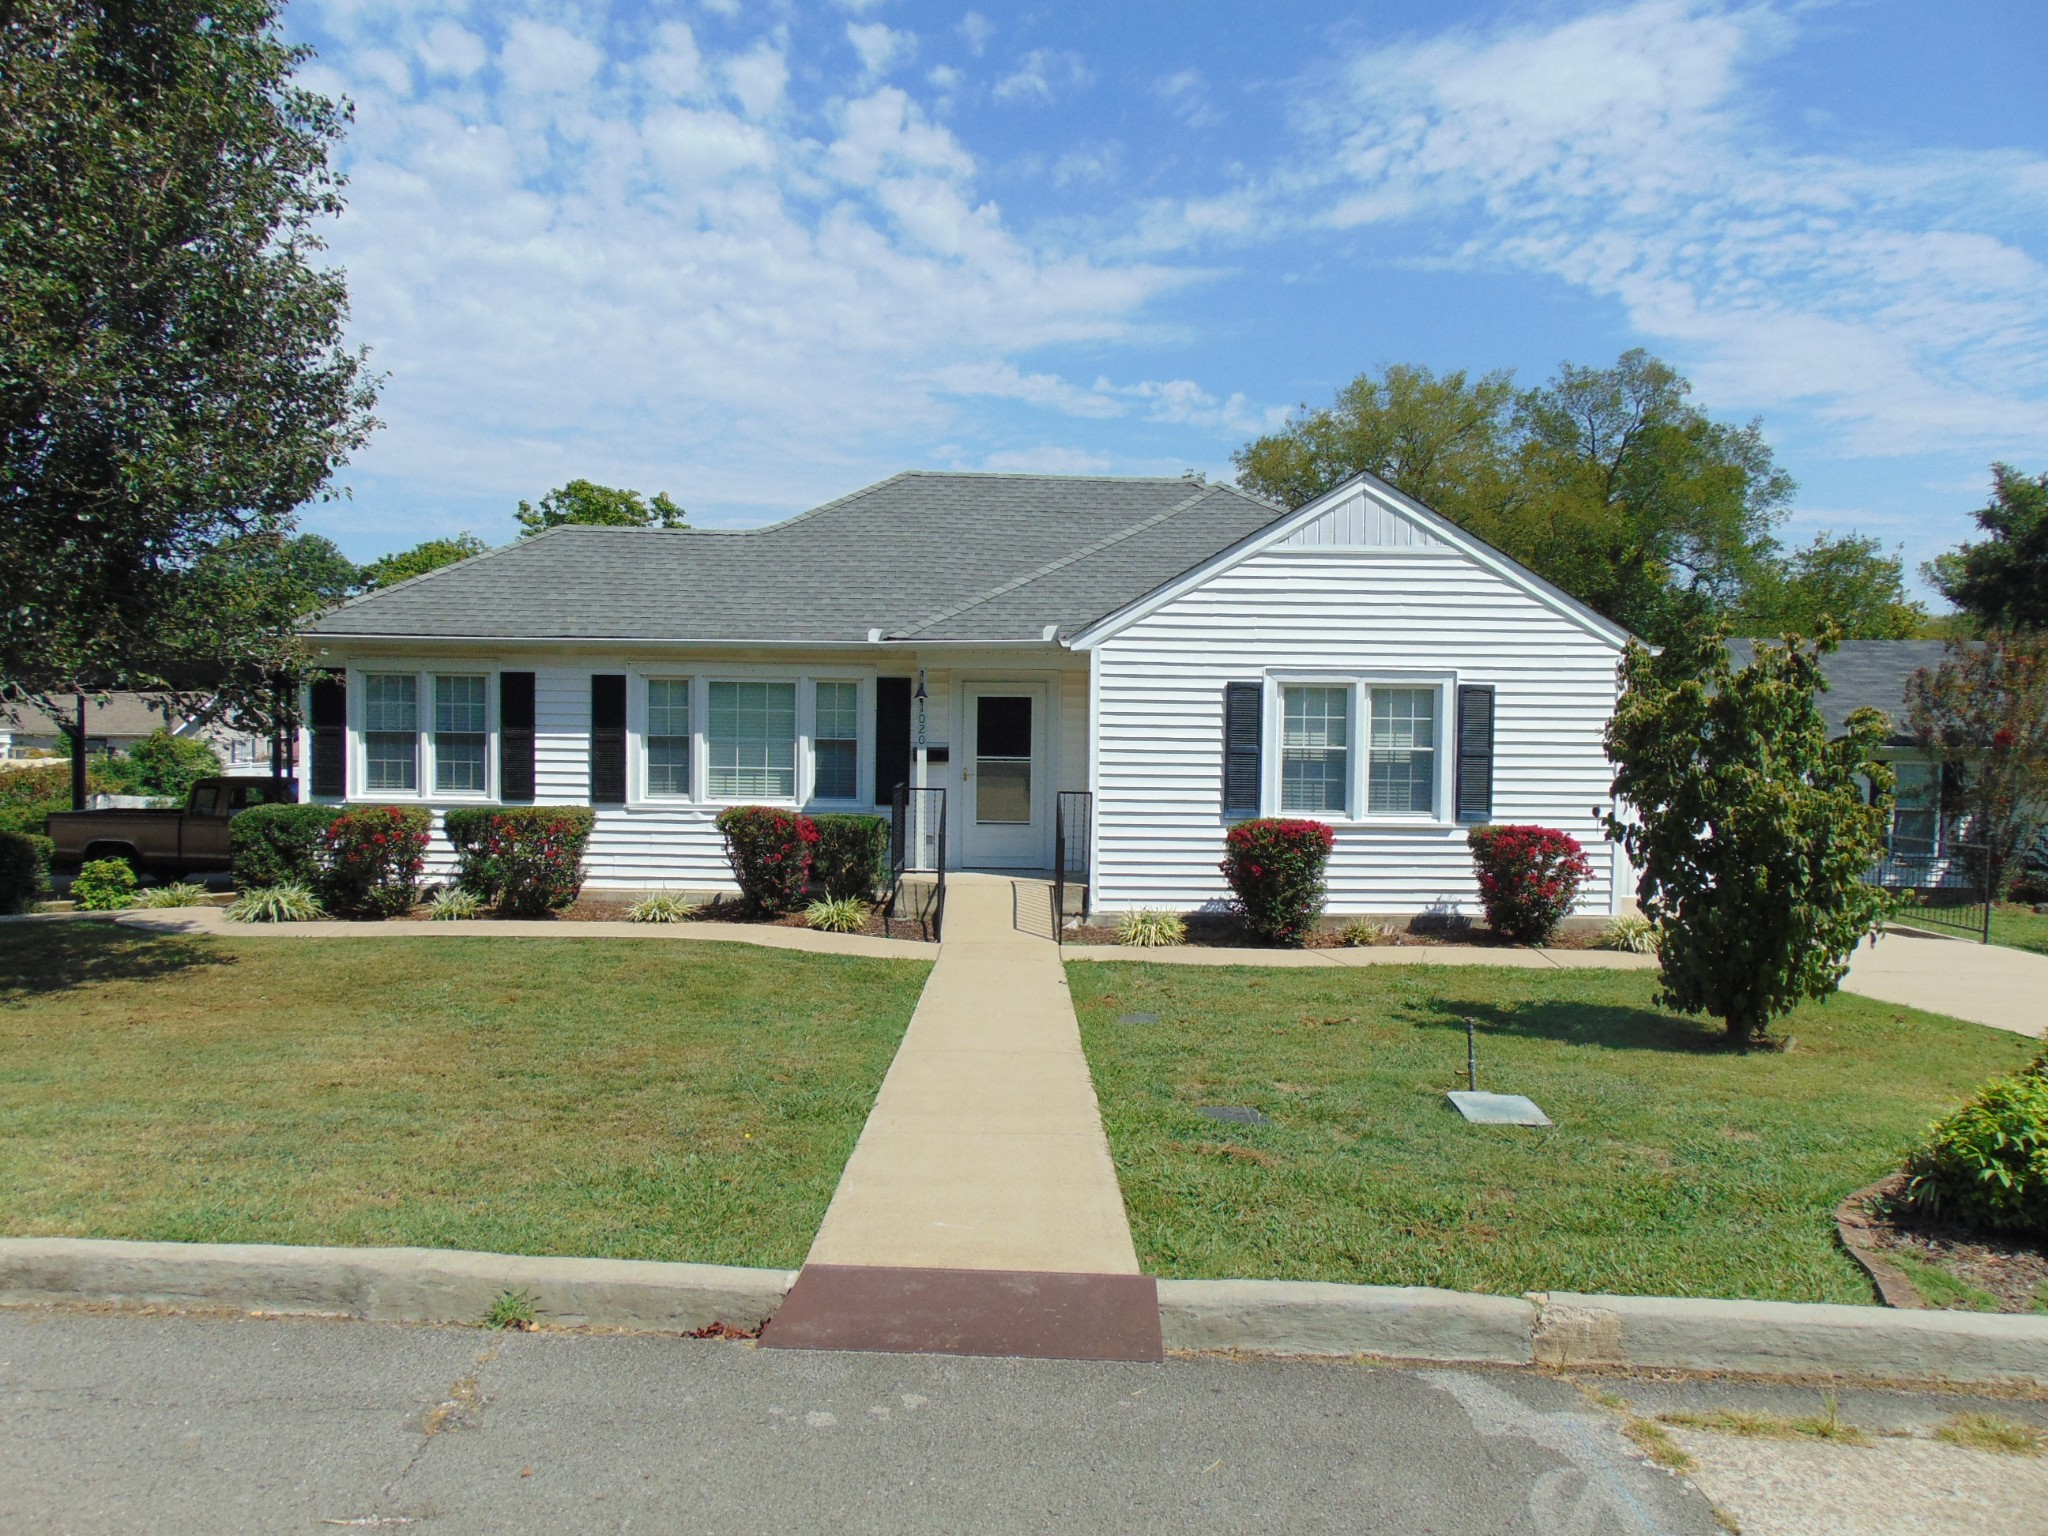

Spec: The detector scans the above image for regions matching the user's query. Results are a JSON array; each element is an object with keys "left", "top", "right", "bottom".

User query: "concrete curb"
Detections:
[
  {"left": 1528, "top": 1290, "right": 2048, "bottom": 1387},
  {"left": 0, "top": 1238, "right": 794, "bottom": 1334},
  {"left": 1157, "top": 1278, "right": 1535, "bottom": 1364}
]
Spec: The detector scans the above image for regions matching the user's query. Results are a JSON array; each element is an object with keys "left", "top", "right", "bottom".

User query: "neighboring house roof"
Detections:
[
  {"left": 304, "top": 472, "right": 1289, "bottom": 645},
  {"left": 1725, "top": 639, "right": 1949, "bottom": 745},
  {"left": 1, "top": 692, "right": 182, "bottom": 738}
]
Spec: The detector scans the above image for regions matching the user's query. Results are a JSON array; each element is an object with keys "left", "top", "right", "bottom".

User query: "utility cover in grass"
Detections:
[
  {"left": 1117, "top": 1012, "right": 1159, "bottom": 1025},
  {"left": 1199, "top": 1106, "right": 1272, "bottom": 1126},
  {"left": 1447, "top": 1090, "right": 1552, "bottom": 1126}
]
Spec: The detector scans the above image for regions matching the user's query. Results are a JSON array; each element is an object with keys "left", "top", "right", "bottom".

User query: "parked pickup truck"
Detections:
[{"left": 45, "top": 777, "right": 301, "bottom": 877}]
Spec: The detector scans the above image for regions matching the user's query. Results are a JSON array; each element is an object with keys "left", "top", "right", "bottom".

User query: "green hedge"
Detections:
[
  {"left": 0, "top": 831, "right": 44, "bottom": 914},
  {"left": 810, "top": 813, "right": 890, "bottom": 901},
  {"left": 230, "top": 803, "right": 337, "bottom": 889},
  {"left": 445, "top": 806, "right": 596, "bottom": 916},
  {"left": 1901, "top": 1050, "right": 2048, "bottom": 1239},
  {"left": 715, "top": 806, "right": 818, "bottom": 913},
  {"left": 319, "top": 805, "right": 431, "bottom": 919}
]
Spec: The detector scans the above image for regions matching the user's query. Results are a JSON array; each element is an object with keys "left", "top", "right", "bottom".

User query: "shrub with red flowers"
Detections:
[
  {"left": 1220, "top": 818, "right": 1335, "bottom": 946},
  {"left": 1466, "top": 823, "right": 1592, "bottom": 945},
  {"left": 445, "top": 806, "right": 596, "bottom": 917},
  {"left": 715, "top": 806, "right": 820, "bottom": 914},
  {"left": 319, "top": 805, "right": 431, "bottom": 918}
]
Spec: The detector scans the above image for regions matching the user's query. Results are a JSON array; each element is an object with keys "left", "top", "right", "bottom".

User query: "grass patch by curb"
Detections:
[
  {"left": 1658, "top": 1406, "right": 1870, "bottom": 1447},
  {"left": 1071, "top": 962, "right": 2032, "bottom": 1301},
  {"left": 0, "top": 925, "right": 929, "bottom": 1269},
  {"left": 1935, "top": 1413, "right": 2047, "bottom": 1456}
]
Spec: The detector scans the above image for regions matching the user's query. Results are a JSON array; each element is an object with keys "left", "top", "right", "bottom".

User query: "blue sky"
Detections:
[{"left": 287, "top": 0, "right": 2048, "bottom": 599}]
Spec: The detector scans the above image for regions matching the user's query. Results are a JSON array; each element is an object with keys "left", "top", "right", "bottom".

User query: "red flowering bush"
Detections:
[
  {"left": 716, "top": 806, "right": 820, "bottom": 914},
  {"left": 320, "top": 805, "right": 431, "bottom": 918},
  {"left": 1467, "top": 824, "right": 1592, "bottom": 944},
  {"left": 445, "top": 807, "right": 596, "bottom": 917},
  {"left": 1220, "top": 818, "right": 1335, "bottom": 945}
]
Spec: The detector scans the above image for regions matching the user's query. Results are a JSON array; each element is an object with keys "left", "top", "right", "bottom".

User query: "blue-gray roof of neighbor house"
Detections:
[
  {"left": 1726, "top": 638, "right": 1949, "bottom": 744},
  {"left": 305, "top": 472, "right": 1290, "bottom": 645}
]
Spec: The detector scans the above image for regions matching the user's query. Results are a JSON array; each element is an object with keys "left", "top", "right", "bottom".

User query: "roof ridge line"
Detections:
[{"left": 892, "top": 484, "right": 1224, "bottom": 639}]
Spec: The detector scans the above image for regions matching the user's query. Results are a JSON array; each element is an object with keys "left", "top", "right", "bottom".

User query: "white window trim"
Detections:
[
  {"left": 625, "top": 667, "right": 872, "bottom": 811},
  {"left": 1262, "top": 672, "right": 1456, "bottom": 827},
  {"left": 348, "top": 666, "right": 500, "bottom": 803}
]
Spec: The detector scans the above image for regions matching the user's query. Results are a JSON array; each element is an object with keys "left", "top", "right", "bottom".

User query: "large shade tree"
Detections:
[
  {"left": 515, "top": 480, "right": 687, "bottom": 537},
  {"left": 1923, "top": 464, "right": 2048, "bottom": 634},
  {"left": 0, "top": 0, "right": 378, "bottom": 725},
  {"left": 1907, "top": 634, "right": 2048, "bottom": 899}
]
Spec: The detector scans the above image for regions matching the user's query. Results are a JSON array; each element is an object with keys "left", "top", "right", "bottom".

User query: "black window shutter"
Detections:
[
  {"left": 1222, "top": 681, "right": 1262, "bottom": 819},
  {"left": 308, "top": 672, "right": 347, "bottom": 799},
  {"left": 500, "top": 672, "right": 536, "bottom": 802},
  {"left": 1455, "top": 685, "right": 1496, "bottom": 824},
  {"left": 875, "top": 677, "right": 912, "bottom": 803},
  {"left": 590, "top": 674, "right": 626, "bottom": 805}
]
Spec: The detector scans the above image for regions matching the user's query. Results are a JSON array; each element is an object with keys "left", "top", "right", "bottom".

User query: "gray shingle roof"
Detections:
[
  {"left": 307, "top": 472, "right": 1288, "bottom": 645},
  {"left": 1726, "top": 639, "right": 1949, "bottom": 743}
]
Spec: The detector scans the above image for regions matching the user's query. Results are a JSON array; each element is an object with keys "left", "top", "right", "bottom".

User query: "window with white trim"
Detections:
[
  {"left": 1280, "top": 686, "right": 1350, "bottom": 814},
  {"left": 645, "top": 678, "right": 692, "bottom": 798},
  {"left": 1891, "top": 759, "right": 1941, "bottom": 852},
  {"left": 1367, "top": 686, "right": 1437, "bottom": 815},
  {"left": 363, "top": 674, "right": 419, "bottom": 792},
  {"left": 813, "top": 681, "right": 859, "bottom": 800},
  {"left": 433, "top": 674, "right": 488, "bottom": 793},
  {"left": 708, "top": 680, "right": 796, "bottom": 799}
]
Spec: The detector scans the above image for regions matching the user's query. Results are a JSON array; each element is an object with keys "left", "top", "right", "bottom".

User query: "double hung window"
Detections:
[
  {"left": 645, "top": 679, "right": 692, "bottom": 798},
  {"left": 813, "top": 681, "right": 860, "bottom": 800},
  {"left": 708, "top": 681, "right": 797, "bottom": 798},
  {"left": 1280, "top": 687, "right": 1349, "bottom": 814},
  {"left": 363, "top": 674, "right": 419, "bottom": 792},
  {"left": 1366, "top": 687, "right": 1436, "bottom": 815},
  {"left": 1890, "top": 760, "right": 1941, "bottom": 853},
  {"left": 433, "top": 675, "right": 488, "bottom": 793},
  {"left": 1276, "top": 681, "right": 1443, "bottom": 820}
]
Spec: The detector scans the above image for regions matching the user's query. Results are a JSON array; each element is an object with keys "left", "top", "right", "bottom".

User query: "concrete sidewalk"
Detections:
[
  {"left": 804, "top": 874, "right": 1139, "bottom": 1274},
  {"left": 1844, "top": 925, "right": 2047, "bottom": 1039}
]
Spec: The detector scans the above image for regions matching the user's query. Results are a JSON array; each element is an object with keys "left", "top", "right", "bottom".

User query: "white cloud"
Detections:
[
  {"left": 982, "top": 445, "right": 1115, "bottom": 475},
  {"left": 934, "top": 362, "right": 1284, "bottom": 436},
  {"left": 1152, "top": 68, "right": 1217, "bottom": 129},
  {"left": 956, "top": 11, "right": 994, "bottom": 58},
  {"left": 499, "top": 20, "right": 602, "bottom": 97},
  {"left": 827, "top": 88, "right": 973, "bottom": 185},
  {"left": 846, "top": 21, "right": 916, "bottom": 80},
  {"left": 993, "top": 48, "right": 1091, "bottom": 106},
  {"left": 642, "top": 23, "right": 705, "bottom": 98},
  {"left": 1052, "top": 142, "right": 1122, "bottom": 189},
  {"left": 417, "top": 21, "right": 485, "bottom": 80},
  {"left": 1277, "top": 0, "right": 2048, "bottom": 456},
  {"left": 724, "top": 41, "right": 788, "bottom": 119}
]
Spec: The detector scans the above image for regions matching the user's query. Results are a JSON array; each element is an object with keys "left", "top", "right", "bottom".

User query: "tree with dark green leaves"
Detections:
[
  {"left": 1736, "top": 532, "right": 1927, "bottom": 640},
  {"left": 1235, "top": 352, "right": 1794, "bottom": 645},
  {"left": 515, "top": 480, "right": 687, "bottom": 537},
  {"left": 0, "top": 0, "right": 377, "bottom": 724},
  {"left": 1603, "top": 626, "right": 1894, "bottom": 1046},
  {"left": 359, "top": 533, "right": 489, "bottom": 591},
  {"left": 1907, "top": 633, "right": 2048, "bottom": 899},
  {"left": 1923, "top": 465, "right": 2048, "bottom": 633}
]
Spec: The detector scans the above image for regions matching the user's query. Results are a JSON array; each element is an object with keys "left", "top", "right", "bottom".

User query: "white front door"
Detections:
[{"left": 960, "top": 682, "right": 1047, "bottom": 868}]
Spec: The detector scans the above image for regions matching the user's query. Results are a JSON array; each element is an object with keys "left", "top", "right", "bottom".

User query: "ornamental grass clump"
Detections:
[
  {"left": 445, "top": 807, "right": 594, "bottom": 917},
  {"left": 71, "top": 858, "right": 137, "bottom": 910},
  {"left": 425, "top": 885, "right": 485, "bottom": 920},
  {"left": 1115, "top": 909, "right": 1187, "bottom": 947},
  {"left": 715, "top": 806, "right": 819, "bottom": 914},
  {"left": 1467, "top": 824, "right": 1592, "bottom": 945},
  {"left": 1898, "top": 1051, "right": 2048, "bottom": 1240},
  {"left": 136, "top": 882, "right": 210, "bottom": 908},
  {"left": 1219, "top": 818, "right": 1333, "bottom": 946},
  {"left": 804, "top": 895, "right": 871, "bottom": 934},
  {"left": 224, "top": 882, "right": 324, "bottom": 923},
  {"left": 318, "top": 805, "right": 429, "bottom": 919},
  {"left": 628, "top": 891, "right": 698, "bottom": 924}
]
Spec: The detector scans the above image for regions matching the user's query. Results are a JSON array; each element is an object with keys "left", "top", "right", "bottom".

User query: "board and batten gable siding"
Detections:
[{"left": 1088, "top": 495, "right": 1627, "bottom": 916}]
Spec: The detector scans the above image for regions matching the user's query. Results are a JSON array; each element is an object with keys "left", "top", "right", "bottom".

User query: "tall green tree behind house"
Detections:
[
  {"left": 1736, "top": 532, "right": 1928, "bottom": 640},
  {"left": 1236, "top": 353, "right": 1792, "bottom": 645},
  {"left": 0, "top": 0, "right": 379, "bottom": 723},
  {"left": 358, "top": 534, "right": 489, "bottom": 590},
  {"left": 1923, "top": 465, "right": 2048, "bottom": 633},
  {"left": 515, "top": 481, "right": 688, "bottom": 537},
  {"left": 1604, "top": 627, "right": 1894, "bottom": 1045}
]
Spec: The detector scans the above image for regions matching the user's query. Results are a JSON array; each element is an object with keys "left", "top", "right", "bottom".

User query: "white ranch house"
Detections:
[{"left": 300, "top": 471, "right": 1635, "bottom": 917}]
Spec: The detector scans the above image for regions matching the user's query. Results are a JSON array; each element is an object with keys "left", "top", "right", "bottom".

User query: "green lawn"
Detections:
[
  {"left": 1070, "top": 962, "right": 2033, "bottom": 1304},
  {"left": 1991, "top": 902, "right": 2048, "bottom": 957},
  {"left": 0, "top": 926, "right": 929, "bottom": 1268}
]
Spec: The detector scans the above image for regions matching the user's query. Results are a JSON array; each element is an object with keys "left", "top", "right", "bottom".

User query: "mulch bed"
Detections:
[
  {"left": 402, "top": 895, "right": 933, "bottom": 943},
  {"left": 1061, "top": 913, "right": 1604, "bottom": 951},
  {"left": 1838, "top": 1173, "right": 2048, "bottom": 1313}
]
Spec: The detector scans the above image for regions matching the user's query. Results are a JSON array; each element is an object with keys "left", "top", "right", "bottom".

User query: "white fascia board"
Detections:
[{"left": 1067, "top": 472, "right": 1636, "bottom": 652}]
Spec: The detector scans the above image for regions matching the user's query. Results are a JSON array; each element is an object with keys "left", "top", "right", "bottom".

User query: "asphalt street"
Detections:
[{"left": 0, "top": 1307, "right": 1724, "bottom": 1535}]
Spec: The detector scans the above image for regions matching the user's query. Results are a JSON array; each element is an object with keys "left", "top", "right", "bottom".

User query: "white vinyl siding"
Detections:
[
  {"left": 813, "top": 680, "right": 859, "bottom": 801},
  {"left": 1091, "top": 523, "right": 1625, "bottom": 916},
  {"left": 645, "top": 679, "right": 691, "bottom": 799},
  {"left": 363, "top": 674, "right": 418, "bottom": 792},
  {"left": 708, "top": 681, "right": 797, "bottom": 799}
]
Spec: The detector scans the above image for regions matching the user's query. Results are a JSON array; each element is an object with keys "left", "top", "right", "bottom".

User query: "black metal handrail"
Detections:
[
  {"left": 1053, "top": 789, "right": 1092, "bottom": 946},
  {"left": 1866, "top": 838, "right": 1991, "bottom": 944},
  {"left": 887, "top": 784, "right": 947, "bottom": 942}
]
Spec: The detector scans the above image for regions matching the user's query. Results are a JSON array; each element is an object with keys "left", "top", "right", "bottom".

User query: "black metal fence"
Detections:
[
  {"left": 1867, "top": 839, "right": 1991, "bottom": 944},
  {"left": 1053, "top": 790, "right": 1093, "bottom": 945},
  {"left": 887, "top": 784, "right": 948, "bottom": 942}
]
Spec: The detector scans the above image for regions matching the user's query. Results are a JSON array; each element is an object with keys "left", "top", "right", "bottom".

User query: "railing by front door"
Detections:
[
  {"left": 1867, "top": 838, "right": 1991, "bottom": 944},
  {"left": 1053, "top": 789, "right": 1092, "bottom": 946},
  {"left": 888, "top": 784, "right": 947, "bottom": 942}
]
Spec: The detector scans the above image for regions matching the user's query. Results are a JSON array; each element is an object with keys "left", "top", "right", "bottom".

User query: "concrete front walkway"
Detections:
[
  {"left": 1844, "top": 925, "right": 2048, "bottom": 1039},
  {"left": 803, "top": 874, "right": 1139, "bottom": 1275}
]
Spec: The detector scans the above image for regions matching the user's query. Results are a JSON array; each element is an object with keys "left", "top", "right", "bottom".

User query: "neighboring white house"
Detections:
[
  {"left": 0, "top": 692, "right": 269, "bottom": 768},
  {"left": 299, "top": 471, "right": 1635, "bottom": 916}
]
